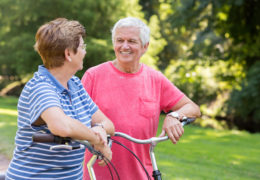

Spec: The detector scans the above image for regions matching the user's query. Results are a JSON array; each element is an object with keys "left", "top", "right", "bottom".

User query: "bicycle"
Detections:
[{"left": 32, "top": 117, "right": 195, "bottom": 180}]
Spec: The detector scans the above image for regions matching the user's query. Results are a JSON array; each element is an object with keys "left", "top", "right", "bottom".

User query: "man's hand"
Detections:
[
  {"left": 91, "top": 126, "right": 112, "bottom": 166},
  {"left": 159, "top": 116, "right": 184, "bottom": 144}
]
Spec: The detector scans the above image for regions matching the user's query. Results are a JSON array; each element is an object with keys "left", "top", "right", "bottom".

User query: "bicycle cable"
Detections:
[
  {"left": 101, "top": 154, "right": 120, "bottom": 180},
  {"left": 111, "top": 138, "right": 152, "bottom": 180},
  {"left": 104, "top": 158, "right": 114, "bottom": 180}
]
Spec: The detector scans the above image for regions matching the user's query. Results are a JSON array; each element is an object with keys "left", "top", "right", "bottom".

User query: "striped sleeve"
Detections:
[{"left": 27, "top": 81, "right": 61, "bottom": 124}]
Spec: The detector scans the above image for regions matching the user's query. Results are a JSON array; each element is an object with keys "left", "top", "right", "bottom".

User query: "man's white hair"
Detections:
[{"left": 111, "top": 17, "right": 150, "bottom": 46}]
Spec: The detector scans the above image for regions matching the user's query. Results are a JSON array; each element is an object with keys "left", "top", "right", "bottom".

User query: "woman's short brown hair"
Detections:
[{"left": 34, "top": 18, "right": 85, "bottom": 69}]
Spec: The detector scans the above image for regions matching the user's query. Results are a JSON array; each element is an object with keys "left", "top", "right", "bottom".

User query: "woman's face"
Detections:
[
  {"left": 113, "top": 27, "right": 148, "bottom": 65},
  {"left": 70, "top": 36, "right": 86, "bottom": 71}
]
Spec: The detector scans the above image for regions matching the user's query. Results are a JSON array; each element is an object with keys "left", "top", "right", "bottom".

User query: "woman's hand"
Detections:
[{"left": 91, "top": 126, "right": 112, "bottom": 166}]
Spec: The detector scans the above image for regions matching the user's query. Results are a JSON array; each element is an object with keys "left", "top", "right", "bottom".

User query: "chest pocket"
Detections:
[{"left": 139, "top": 97, "right": 157, "bottom": 118}]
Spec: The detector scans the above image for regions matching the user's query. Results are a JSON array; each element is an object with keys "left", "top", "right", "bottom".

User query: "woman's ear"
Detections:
[{"left": 65, "top": 48, "right": 72, "bottom": 62}]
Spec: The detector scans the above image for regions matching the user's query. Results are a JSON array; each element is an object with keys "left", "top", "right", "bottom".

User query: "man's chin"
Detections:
[{"left": 118, "top": 57, "right": 134, "bottom": 63}]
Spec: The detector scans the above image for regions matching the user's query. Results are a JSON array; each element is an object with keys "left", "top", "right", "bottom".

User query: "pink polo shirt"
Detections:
[{"left": 82, "top": 61, "right": 184, "bottom": 180}]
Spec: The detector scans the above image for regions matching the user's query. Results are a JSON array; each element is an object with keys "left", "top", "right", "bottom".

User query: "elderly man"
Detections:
[{"left": 82, "top": 17, "right": 201, "bottom": 180}]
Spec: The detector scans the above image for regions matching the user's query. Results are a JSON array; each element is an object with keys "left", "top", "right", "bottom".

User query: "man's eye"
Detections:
[{"left": 129, "top": 40, "right": 137, "bottom": 43}]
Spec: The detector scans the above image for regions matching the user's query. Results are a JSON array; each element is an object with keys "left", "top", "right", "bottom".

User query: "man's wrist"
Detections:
[
  {"left": 167, "top": 111, "right": 180, "bottom": 120},
  {"left": 167, "top": 111, "right": 187, "bottom": 121}
]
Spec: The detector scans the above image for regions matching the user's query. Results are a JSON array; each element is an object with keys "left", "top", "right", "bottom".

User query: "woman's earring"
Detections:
[{"left": 68, "top": 57, "right": 72, "bottom": 62}]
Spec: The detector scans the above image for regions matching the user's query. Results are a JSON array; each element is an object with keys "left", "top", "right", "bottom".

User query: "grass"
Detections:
[
  {"left": 156, "top": 116, "right": 260, "bottom": 180},
  {"left": 0, "top": 96, "right": 18, "bottom": 159},
  {"left": 0, "top": 96, "right": 260, "bottom": 179}
]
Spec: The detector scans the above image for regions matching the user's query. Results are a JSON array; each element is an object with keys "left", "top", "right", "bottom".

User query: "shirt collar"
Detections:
[{"left": 37, "top": 65, "right": 79, "bottom": 93}]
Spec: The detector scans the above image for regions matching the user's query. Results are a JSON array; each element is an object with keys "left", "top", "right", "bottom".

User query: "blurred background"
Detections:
[{"left": 0, "top": 0, "right": 259, "bottom": 179}]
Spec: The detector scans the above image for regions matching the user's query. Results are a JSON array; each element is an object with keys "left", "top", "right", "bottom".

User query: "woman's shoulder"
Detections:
[
  {"left": 25, "top": 72, "right": 50, "bottom": 88},
  {"left": 23, "top": 72, "right": 57, "bottom": 96}
]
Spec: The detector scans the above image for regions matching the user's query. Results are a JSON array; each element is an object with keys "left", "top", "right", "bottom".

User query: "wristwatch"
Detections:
[
  {"left": 167, "top": 111, "right": 180, "bottom": 120},
  {"left": 92, "top": 123, "right": 104, "bottom": 128}
]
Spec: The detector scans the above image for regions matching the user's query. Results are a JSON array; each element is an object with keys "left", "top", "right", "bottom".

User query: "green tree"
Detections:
[
  {"left": 0, "top": 0, "right": 125, "bottom": 79},
  {"left": 139, "top": 0, "right": 260, "bottom": 132},
  {"left": 0, "top": 0, "right": 166, "bottom": 78}
]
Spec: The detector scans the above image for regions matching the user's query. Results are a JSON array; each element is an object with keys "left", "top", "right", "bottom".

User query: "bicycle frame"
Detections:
[{"left": 87, "top": 119, "right": 195, "bottom": 180}]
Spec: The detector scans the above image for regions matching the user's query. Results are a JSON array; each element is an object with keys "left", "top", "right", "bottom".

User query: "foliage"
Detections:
[
  {"left": 141, "top": 15, "right": 167, "bottom": 69},
  {"left": 139, "top": 0, "right": 260, "bottom": 132},
  {"left": 0, "top": 0, "right": 166, "bottom": 80},
  {"left": 227, "top": 61, "right": 260, "bottom": 133},
  {"left": 155, "top": 0, "right": 260, "bottom": 68},
  {"left": 164, "top": 59, "right": 244, "bottom": 105},
  {"left": 0, "top": 0, "right": 126, "bottom": 78}
]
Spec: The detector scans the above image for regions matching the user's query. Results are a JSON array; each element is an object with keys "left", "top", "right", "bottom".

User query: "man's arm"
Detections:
[
  {"left": 160, "top": 95, "right": 201, "bottom": 144},
  {"left": 91, "top": 109, "right": 115, "bottom": 136}
]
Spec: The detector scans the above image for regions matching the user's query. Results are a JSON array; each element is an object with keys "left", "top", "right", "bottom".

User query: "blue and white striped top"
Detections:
[{"left": 6, "top": 65, "right": 98, "bottom": 180}]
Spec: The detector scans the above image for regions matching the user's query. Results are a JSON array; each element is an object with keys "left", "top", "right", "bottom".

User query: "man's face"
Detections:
[{"left": 113, "top": 27, "right": 148, "bottom": 64}]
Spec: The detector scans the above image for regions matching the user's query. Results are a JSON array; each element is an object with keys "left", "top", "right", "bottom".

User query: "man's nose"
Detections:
[{"left": 122, "top": 41, "right": 129, "bottom": 48}]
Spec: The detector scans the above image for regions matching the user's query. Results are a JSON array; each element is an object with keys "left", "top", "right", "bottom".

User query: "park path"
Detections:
[{"left": 0, "top": 154, "right": 9, "bottom": 174}]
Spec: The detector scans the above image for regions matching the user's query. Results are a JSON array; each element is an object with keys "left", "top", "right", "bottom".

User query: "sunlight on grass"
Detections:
[
  {"left": 0, "top": 121, "right": 16, "bottom": 127},
  {"left": 232, "top": 154, "right": 247, "bottom": 160},
  {"left": 0, "top": 108, "right": 17, "bottom": 116},
  {"left": 180, "top": 139, "right": 191, "bottom": 143},
  {"left": 230, "top": 160, "right": 241, "bottom": 165},
  {"left": 184, "top": 135, "right": 201, "bottom": 140},
  {"left": 195, "top": 128, "right": 248, "bottom": 138},
  {"left": 158, "top": 160, "right": 172, "bottom": 166}
]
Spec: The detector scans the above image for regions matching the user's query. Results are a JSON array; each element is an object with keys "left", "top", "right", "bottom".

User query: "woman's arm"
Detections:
[{"left": 40, "top": 107, "right": 103, "bottom": 145}]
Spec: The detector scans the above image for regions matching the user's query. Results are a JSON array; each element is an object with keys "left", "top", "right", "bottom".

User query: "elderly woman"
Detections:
[
  {"left": 5, "top": 18, "right": 114, "bottom": 180},
  {"left": 81, "top": 17, "right": 201, "bottom": 179}
]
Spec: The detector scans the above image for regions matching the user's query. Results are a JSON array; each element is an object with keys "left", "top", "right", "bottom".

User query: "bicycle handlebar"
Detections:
[
  {"left": 114, "top": 117, "right": 195, "bottom": 145},
  {"left": 32, "top": 133, "right": 71, "bottom": 143},
  {"left": 32, "top": 117, "right": 195, "bottom": 145},
  {"left": 32, "top": 133, "right": 96, "bottom": 153},
  {"left": 32, "top": 117, "right": 195, "bottom": 151}
]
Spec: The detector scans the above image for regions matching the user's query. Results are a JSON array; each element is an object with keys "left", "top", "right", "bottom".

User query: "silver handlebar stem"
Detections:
[{"left": 114, "top": 132, "right": 169, "bottom": 172}]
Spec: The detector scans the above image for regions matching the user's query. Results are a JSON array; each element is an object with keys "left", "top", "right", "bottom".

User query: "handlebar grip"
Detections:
[
  {"left": 32, "top": 133, "right": 71, "bottom": 144},
  {"left": 181, "top": 117, "right": 196, "bottom": 126}
]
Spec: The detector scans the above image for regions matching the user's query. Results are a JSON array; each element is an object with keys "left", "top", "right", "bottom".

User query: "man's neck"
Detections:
[{"left": 113, "top": 60, "right": 141, "bottom": 73}]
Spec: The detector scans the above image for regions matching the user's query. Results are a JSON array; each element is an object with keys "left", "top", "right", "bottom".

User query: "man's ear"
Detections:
[
  {"left": 142, "top": 42, "right": 149, "bottom": 54},
  {"left": 64, "top": 48, "right": 72, "bottom": 62}
]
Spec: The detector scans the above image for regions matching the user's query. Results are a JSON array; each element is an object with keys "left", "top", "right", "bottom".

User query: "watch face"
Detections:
[{"left": 169, "top": 112, "right": 179, "bottom": 118}]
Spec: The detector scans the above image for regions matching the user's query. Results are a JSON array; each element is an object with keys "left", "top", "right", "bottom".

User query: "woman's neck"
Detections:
[{"left": 49, "top": 67, "right": 72, "bottom": 89}]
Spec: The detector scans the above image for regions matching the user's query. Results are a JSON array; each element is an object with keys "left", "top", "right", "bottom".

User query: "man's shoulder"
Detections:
[{"left": 142, "top": 64, "right": 164, "bottom": 77}]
